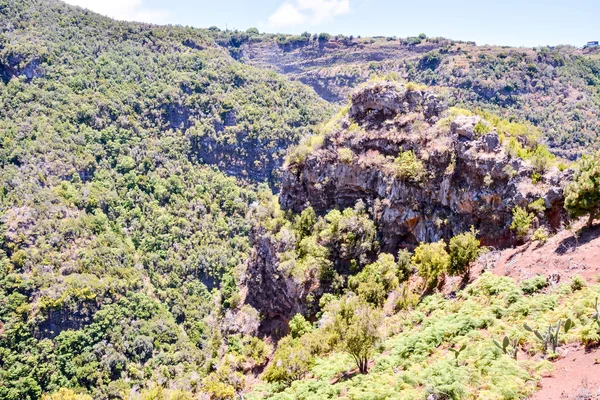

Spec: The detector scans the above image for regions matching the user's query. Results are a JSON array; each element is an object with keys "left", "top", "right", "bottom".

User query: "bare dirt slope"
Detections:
[
  {"left": 531, "top": 344, "right": 600, "bottom": 400},
  {"left": 476, "top": 222, "right": 600, "bottom": 399},
  {"left": 490, "top": 223, "right": 600, "bottom": 285}
]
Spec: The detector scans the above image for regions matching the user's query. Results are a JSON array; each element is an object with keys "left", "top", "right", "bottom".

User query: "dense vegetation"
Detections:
[
  {"left": 250, "top": 273, "right": 600, "bottom": 400},
  {"left": 0, "top": 0, "right": 330, "bottom": 398},
  {"left": 228, "top": 33, "right": 600, "bottom": 158},
  {"left": 1, "top": 1, "right": 600, "bottom": 399}
]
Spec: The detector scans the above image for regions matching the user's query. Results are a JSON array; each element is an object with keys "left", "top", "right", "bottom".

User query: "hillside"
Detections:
[
  {"left": 2, "top": 1, "right": 600, "bottom": 400},
  {"left": 0, "top": 0, "right": 330, "bottom": 398},
  {"left": 222, "top": 33, "right": 600, "bottom": 159}
]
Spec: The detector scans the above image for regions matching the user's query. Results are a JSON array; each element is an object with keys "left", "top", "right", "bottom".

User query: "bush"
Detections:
[
  {"left": 289, "top": 314, "right": 312, "bottom": 338},
  {"left": 474, "top": 121, "right": 491, "bottom": 136},
  {"left": 528, "top": 198, "right": 546, "bottom": 214},
  {"left": 42, "top": 389, "right": 92, "bottom": 400},
  {"left": 570, "top": 275, "right": 587, "bottom": 291},
  {"left": 337, "top": 147, "right": 355, "bottom": 164},
  {"left": 448, "top": 228, "right": 481, "bottom": 277},
  {"left": 318, "top": 33, "right": 331, "bottom": 42},
  {"left": 396, "top": 249, "right": 413, "bottom": 282},
  {"left": 510, "top": 206, "right": 534, "bottom": 240},
  {"left": 531, "top": 227, "right": 549, "bottom": 243},
  {"left": 413, "top": 241, "right": 450, "bottom": 289},
  {"left": 520, "top": 275, "right": 548, "bottom": 295},
  {"left": 394, "top": 150, "right": 426, "bottom": 183},
  {"left": 565, "top": 151, "right": 600, "bottom": 227},
  {"left": 263, "top": 336, "right": 314, "bottom": 385},
  {"left": 349, "top": 253, "right": 399, "bottom": 306}
]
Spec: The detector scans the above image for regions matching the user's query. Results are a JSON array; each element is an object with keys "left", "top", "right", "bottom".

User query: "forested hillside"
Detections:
[
  {"left": 2, "top": 1, "right": 600, "bottom": 399},
  {"left": 220, "top": 32, "right": 600, "bottom": 159},
  {"left": 0, "top": 0, "right": 330, "bottom": 398}
]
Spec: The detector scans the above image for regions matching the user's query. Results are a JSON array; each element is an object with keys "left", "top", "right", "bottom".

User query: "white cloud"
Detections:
[
  {"left": 268, "top": 0, "right": 350, "bottom": 29},
  {"left": 63, "top": 0, "right": 169, "bottom": 24}
]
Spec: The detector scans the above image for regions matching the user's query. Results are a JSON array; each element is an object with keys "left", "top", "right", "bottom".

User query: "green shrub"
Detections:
[
  {"left": 393, "top": 150, "right": 426, "bottom": 183},
  {"left": 564, "top": 150, "right": 600, "bottom": 227},
  {"left": 286, "top": 135, "right": 325, "bottom": 167},
  {"left": 412, "top": 241, "right": 450, "bottom": 289},
  {"left": 570, "top": 275, "right": 587, "bottom": 291},
  {"left": 520, "top": 275, "right": 548, "bottom": 295},
  {"left": 448, "top": 228, "right": 481, "bottom": 277},
  {"left": 294, "top": 206, "right": 317, "bottom": 240},
  {"left": 289, "top": 314, "right": 312, "bottom": 339},
  {"left": 349, "top": 253, "right": 399, "bottom": 306},
  {"left": 474, "top": 121, "right": 491, "bottom": 136},
  {"left": 528, "top": 198, "right": 546, "bottom": 214},
  {"left": 263, "top": 337, "right": 314, "bottom": 385},
  {"left": 531, "top": 227, "right": 549, "bottom": 243},
  {"left": 337, "top": 148, "right": 355, "bottom": 164},
  {"left": 510, "top": 206, "right": 534, "bottom": 240},
  {"left": 396, "top": 249, "right": 414, "bottom": 283},
  {"left": 318, "top": 33, "right": 331, "bottom": 42},
  {"left": 43, "top": 388, "right": 93, "bottom": 400}
]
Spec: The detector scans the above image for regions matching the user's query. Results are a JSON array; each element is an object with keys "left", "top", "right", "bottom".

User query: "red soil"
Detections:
[
  {"left": 531, "top": 344, "right": 600, "bottom": 400},
  {"left": 482, "top": 223, "right": 600, "bottom": 399},
  {"left": 490, "top": 223, "right": 600, "bottom": 285}
]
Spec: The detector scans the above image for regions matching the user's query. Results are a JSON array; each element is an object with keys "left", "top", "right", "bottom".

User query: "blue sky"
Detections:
[{"left": 64, "top": 0, "right": 599, "bottom": 48}]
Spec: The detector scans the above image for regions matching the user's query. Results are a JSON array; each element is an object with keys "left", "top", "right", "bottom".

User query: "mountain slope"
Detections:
[
  {"left": 0, "top": 0, "right": 331, "bottom": 398},
  {"left": 225, "top": 34, "right": 600, "bottom": 159},
  {"left": 0, "top": 0, "right": 332, "bottom": 182}
]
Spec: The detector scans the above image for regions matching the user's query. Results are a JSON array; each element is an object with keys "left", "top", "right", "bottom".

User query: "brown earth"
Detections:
[
  {"left": 475, "top": 221, "right": 600, "bottom": 399},
  {"left": 531, "top": 344, "right": 600, "bottom": 400},
  {"left": 490, "top": 222, "right": 600, "bottom": 285}
]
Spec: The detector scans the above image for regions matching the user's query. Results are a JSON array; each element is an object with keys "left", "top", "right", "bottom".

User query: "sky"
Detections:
[{"left": 63, "top": 0, "right": 600, "bottom": 48}]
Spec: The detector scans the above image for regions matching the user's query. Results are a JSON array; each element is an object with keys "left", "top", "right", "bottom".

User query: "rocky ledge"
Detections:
[{"left": 280, "top": 81, "right": 569, "bottom": 252}]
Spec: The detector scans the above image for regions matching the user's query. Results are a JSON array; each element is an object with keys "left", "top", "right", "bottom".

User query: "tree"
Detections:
[
  {"left": 289, "top": 314, "right": 312, "bottom": 338},
  {"left": 412, "top": 241, "right": 450, "bottom": 289},
  {"left": 318, "top": 33, "right": 331, "bottom": 42},
  {"left": 396, "top": 249, "right": 413, "bottom": 282},
  {"left": 42, "top": 389, "right": 92, "bottom": 400},
  {"left": 349, "top": 253, "right": 399, "bottom": 306},
  {"left": 293, "top": 206, "right": 316, "bottom": 240},
  {"left": 263, "top": 336, "right": 314, "bottom": 385},
  {"left": 448, "top": 228, "right": 481, "bottom": 277},
  {"left": 565, "top": 151, "right": 600, "bottom": 227},
  {"left": 325, "top": 295, "right": 383, "bottom": 374}
]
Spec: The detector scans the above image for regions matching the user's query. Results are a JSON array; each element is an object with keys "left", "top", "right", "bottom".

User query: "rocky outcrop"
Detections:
[
  {"left": 241, "top": 224, "right": 314, "bottom": 336},
  {"left": 0, "top": 54, "right": 43, "bottom": 83},
  {"left": 280, "top": 82, "right": 569, "bottom": 252}
]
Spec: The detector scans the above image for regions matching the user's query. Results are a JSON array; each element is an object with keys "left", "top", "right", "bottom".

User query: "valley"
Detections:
[{"left": 1, "top": 1, "right": 600, "bottom": 399}]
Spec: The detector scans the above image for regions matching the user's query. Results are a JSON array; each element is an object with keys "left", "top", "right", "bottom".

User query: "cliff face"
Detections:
[
  {"left": 280, "top": 82, "right": 569, "bottom": 252},
  {"left": 241, "top": 224, "right": 313, "bottom": 336}
]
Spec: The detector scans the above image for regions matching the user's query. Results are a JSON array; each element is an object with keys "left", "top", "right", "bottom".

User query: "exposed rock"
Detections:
[
  {"left": 349, "top": 82, "right": 445, "bottom": 124},
  {"left": 242, "top": 224, "right": 314, "bottom": 336},
  {"left": 0, "top": 54, "right": 43, "bottom": 82},
  {"left": 451, "top": 116, "right": 481, "bottom": 140},
  {"left": 280, "top": 83, "right": 569, "bottom": 252}
]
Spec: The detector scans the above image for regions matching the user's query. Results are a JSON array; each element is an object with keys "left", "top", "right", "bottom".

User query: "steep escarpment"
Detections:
[{"left": 281, "top": 82, "right": 569, "bottom": 252}]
